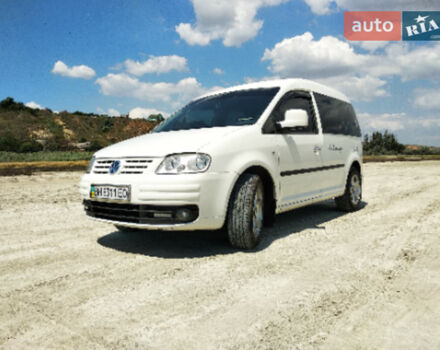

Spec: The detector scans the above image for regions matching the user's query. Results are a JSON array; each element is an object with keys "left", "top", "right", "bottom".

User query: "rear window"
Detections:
[{"left": 314, "top": 92, "right": 361, "bottom": 137}]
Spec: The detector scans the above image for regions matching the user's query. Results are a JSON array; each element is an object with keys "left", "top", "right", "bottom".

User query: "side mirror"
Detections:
[{"left": 278, "top": 109, "right": 308, "bottom": 129}]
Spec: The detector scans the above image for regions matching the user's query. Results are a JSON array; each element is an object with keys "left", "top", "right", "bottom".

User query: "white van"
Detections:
[{"left": 80, "top": 78, "right": 362, "bottom": 249}]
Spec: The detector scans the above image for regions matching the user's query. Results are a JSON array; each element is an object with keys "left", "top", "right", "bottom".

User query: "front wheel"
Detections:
[
  {"left": 335, "top": 168, "right": 362, "bottom": 211},
  {"left": 227, "top": 174, "right": 264, "bottom": 249}
]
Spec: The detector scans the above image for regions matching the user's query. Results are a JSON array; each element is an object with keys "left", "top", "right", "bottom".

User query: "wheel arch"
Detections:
[
  {"left": 225, "top": 165, "right": 277, "bottom": 228},
  {"left": 345, "top": 150, "right": 362, "bottom": 181},
  {"left": 350, "top": 160, "right": 362, "bottom": 182}
]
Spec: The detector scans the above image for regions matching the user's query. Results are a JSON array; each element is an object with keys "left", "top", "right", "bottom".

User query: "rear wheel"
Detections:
[
  {"left": 335, "top": 167, "right": 362, "bottom": 211},
  {"left": 227, "top": 174, "right": 264, "bottom": 249}
]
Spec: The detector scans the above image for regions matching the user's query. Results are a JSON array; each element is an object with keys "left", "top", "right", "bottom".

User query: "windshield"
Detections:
[{"left": 153, "top": 87, "right": 279, "bottom": 133}]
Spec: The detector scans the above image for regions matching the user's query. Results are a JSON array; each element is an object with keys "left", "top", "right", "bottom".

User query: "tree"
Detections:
[
  {"left": 0, "top": 97, "right": 26, "bottom": 111},
  {"left": 147, "top": 114, "right": 165, "bottom": 123},
  {"left": 362, "top": 130, "right": 405, "bottom": 155},
  {"left": 0, "top": 97, "right": 15, "bottom": 108}
]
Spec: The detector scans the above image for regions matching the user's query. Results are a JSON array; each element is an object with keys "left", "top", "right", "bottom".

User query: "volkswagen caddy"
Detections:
[{"left": 80, "top": 79, "right": 363, "bottom": 249}]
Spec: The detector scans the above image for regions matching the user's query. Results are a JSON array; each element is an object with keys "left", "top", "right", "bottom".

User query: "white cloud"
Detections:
[
  {"left": 25, "top": 101, "right": 44, "bottom": 110},
  {"left": 262, "top": 32, "right": 367, "bottom": 79},
  {"left": 413, "top": 118, "right": 440, "bottom": 128},
  {"left": 413, "top": 88, "right": 440, "bottom": 110},
  {"left": 383, "top": 43, "right": 440, "bottom": 81},
  {"left": 175, "top": 23, "right": 211, "bottom": 46},
  {"left": 318, "top": 75, "right": 388, "bottom": 101},
  {"left": 303, "top": 0, "right": 438, "bottom": 15},
  {"left": 107, "top": 108, "right": 121, "bottom": 117},
  {"left": 358, "top": 112, "right": 406, "bottom": 131},
  {"left": 261, "top": 32, "right": 440, "bottom": 101},
  {"left": 261, "top": 32, "right": 385, "bottom": 100},
  {"left": 97, "top": 107, "right": 121, "bottom": 117},
  {"left": 124, "top": 55, "right": 188, "bottom": 76},
  {"left": 176, "top": 0, "right": 287, "bottom": 47},
  {"left": 353, "top": 41, "right": 389, "bottom": 52},
  {"left": 51, "top": 60, "right": 96, "bottom": 79},
  {"left": 213, "top": 67, "right": 224, "bottom": 75},
  {"left": 95, "top": 73, "right": 206, "bottom": 103},
  {"left": 339, "top": 0, "right": 438, "bottom": 10},
  {"left": 358, "top": 111, "right": 440, "bottom": 146},
  {"left": 244, "top": 75, "right": 281, "bottom": 83},
  {"left": 128, "top": 107, "right": 169, "bottom": 119},
  {"left": 303, "top": 0, "right": 334, "bottom": 15}
]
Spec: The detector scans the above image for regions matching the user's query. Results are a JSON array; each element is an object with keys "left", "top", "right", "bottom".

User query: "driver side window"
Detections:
[{"left": 263, "top": 91, "right": 318, "bottom": 134}]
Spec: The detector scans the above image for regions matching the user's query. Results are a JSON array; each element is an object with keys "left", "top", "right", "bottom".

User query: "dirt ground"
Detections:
[{"left": 1, "top": 161, "right": 439, "bottom": 349}]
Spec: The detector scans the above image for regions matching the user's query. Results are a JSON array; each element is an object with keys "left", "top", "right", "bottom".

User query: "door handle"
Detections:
[{"left": 313, "top": 145, "right": 321, "bottom": 152}]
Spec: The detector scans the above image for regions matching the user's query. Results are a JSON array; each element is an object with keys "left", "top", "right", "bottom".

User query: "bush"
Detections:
[
  {"left": 101, "top": 118, "right": 114, "bottom": 132},
  {"left": 86, "top": 140, "right": 103, "bottom": 151},
  {"left": 44, "top": 138, "right": 62, "bottom": 151},
  {"left": 18, "top": 140, "right": 44, "bottom": 153},
  {"left": 0, "top": 134, "right": 20, "bottom": 152}
]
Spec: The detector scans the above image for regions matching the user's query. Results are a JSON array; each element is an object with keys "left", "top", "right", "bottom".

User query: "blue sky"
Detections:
[{"left": 1, "top": 0, "right": 440, "bottom": 145}]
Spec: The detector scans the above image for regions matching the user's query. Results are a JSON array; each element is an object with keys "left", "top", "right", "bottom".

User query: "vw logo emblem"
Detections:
[{"left": 109, "top": 160, "right": 121, "bottom": 174}]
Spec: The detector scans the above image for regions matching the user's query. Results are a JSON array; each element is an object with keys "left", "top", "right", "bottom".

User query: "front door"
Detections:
[{"left": 263, "top": 90, "right": 324, "bottom": 208}]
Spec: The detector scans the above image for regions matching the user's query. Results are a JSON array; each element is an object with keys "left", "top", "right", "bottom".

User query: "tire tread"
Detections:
[
  {"left": 227, "top": 174, "right": 262, "bottom": 249},
  {"left": 335, "top": 168, "right": 361, "bottom": 212}
]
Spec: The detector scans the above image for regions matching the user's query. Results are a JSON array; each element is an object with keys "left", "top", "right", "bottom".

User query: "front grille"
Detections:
[
  {"left": 93, "top": 158, "right": 154, "bottom": 175},
  {"left": 83, "top": 200, "right": 199, "bottom": 225}
]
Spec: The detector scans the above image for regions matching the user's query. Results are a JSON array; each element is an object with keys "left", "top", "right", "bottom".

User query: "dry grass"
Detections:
[
  {"left": 0, "top": 161, "right": 88, "bottom": 176},
  {"left": 0, "top": 151, "right": 93, "bottom": 162},
  {"left": 363, "top": 155, "right": 440, "bottom": 163},
  {"left": 0, "top": 155, "right": 439, "bottom": 176}
]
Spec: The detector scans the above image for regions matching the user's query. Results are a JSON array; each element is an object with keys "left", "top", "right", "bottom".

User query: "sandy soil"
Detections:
[{"left": 1, "top": 161, "right": 439, "bottom": 349}]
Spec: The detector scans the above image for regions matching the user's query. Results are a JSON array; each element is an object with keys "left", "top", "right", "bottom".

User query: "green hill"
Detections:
[{"left": 0, "top": 97, "right": 162, "bottom": 153}]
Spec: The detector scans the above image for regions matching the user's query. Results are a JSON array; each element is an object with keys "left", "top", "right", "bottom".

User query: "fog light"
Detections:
[{"left": 176, "top": 208, "right": 192, "bottom": 221}]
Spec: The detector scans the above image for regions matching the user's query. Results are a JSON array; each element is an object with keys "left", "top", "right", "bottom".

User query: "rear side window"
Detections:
[{"left": 314, "top": 93, "right": 361, "bottom": 137}]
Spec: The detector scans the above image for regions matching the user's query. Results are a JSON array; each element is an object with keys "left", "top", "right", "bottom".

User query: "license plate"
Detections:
[{"left": 90, "top": 185, "right": 130, "bottom": 201}]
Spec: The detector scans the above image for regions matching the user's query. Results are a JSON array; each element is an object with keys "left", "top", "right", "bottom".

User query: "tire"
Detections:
[
  {"left": 335, "top": 167, "right": 362, "bottom": 212},
  {"left": 114, "top": 225, "right": 141, "bottom": 233},
  {"left": 227, "top": 174, "right": 264, "bottom": 249}
]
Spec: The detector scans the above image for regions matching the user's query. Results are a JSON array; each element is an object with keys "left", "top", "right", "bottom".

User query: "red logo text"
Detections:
[{"left": 344, "top": 11, "right": 401, "bottom": 41}]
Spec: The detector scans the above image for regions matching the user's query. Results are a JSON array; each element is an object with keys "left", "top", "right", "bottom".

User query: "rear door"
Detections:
[
  {"left": 313, "top": 92, "right": 361, "bottom": 191},
  {"left": 263, "top": 90, "right": 324, "bottom": 207}
]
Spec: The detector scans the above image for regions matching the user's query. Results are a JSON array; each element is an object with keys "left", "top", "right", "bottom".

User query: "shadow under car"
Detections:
[{"left": 97, "top": 200, "right": 367, "bottom": 259}]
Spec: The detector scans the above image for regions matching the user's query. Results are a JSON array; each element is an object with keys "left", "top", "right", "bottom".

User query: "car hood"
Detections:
[{"left": 95, "top": 126, "right": 243, "bottom": 158}]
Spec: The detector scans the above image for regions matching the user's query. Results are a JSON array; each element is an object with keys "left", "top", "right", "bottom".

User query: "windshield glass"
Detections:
[{"left": 153, "top": 87, "right": 279, "bottom": 133}]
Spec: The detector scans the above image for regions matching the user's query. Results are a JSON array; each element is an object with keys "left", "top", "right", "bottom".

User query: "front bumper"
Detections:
[
  {"left": 79, "top": 171, "right": 237, "bottom": 230},
  {"left": 83, "top": 200, "right": 200, "bottom": 225}
]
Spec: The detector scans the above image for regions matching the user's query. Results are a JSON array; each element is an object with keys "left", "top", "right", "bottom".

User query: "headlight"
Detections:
[
  {"left": 87, "top": 156, "right": 96, "bottom": 174},
  {"left": 156, "top": 153, "right": 211, "bottom": 174}
]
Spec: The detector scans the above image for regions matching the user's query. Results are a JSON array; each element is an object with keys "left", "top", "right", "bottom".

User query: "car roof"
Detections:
[{"left": 195, "top": 78, "right": 350, "bottom": 103}]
